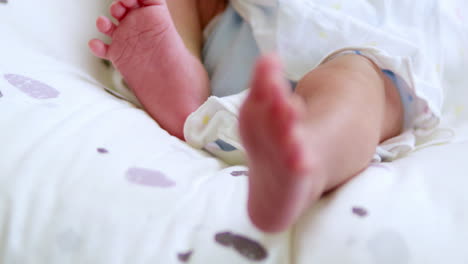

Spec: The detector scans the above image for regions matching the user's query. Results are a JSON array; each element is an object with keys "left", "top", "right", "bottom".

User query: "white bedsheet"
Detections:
[{"left": 0, "top": 0, "right": 467, "bottom": 263}]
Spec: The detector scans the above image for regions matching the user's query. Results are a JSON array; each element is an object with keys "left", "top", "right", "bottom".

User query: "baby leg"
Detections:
[
  {"left": 239, "top": 54, "right": 403, "bottom": 232},
  {"left": 89, "top": 0, "right": 209, "bottom": 140}
]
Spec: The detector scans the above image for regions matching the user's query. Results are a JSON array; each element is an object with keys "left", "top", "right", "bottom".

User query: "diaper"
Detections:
[{"left": 184, "top": 0, "right": 454, "bottom": 164}]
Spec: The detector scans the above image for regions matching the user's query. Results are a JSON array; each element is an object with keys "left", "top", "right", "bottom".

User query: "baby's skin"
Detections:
[
  {"left": 90, "top": 0, "right": 403, "bottom": 232},
  {"left": 89, "top": 0, "right": 209, "bottom": 140}
]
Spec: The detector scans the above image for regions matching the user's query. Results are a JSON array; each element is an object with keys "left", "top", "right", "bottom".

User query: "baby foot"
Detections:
[
  {"left": 239, "top": 55, "right": 327, "bottom": 232},
  {"left": 89, "top": 0, "right": 209, "bottom": 139}
]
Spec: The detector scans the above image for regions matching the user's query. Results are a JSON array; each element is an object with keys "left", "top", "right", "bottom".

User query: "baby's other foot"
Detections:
[
  {"left": 89, "top": 0, "right": 209, "bottom": 139},
  {"left": 239, "top": 55, "right": 327, "bottom": 232}
]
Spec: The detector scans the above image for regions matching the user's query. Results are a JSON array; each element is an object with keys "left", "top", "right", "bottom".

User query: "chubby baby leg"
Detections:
[
  {"left": 89, "top": 0, "right": 209, "bottom": 140},
  {"left": 239, "top": 54, "right": 403, "bottom": 232}
]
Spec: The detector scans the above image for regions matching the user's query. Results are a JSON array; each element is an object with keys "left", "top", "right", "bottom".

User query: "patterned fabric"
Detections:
[{"left": 0, "top": 0, "right": 467, "bottom": 263}]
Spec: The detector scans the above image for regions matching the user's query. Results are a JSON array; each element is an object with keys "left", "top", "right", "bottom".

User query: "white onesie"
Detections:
[{"left": 183, "top": 0, "right": 454, "bottom": 164}]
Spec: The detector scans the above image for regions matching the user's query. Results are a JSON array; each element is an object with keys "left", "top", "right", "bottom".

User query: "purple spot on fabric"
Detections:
[
  {"left": 177, "top": 250, "right": 193, "bottom": 262},
  {"left": 352, "top": 206, "right": 368, "bottom": 217},
  {"left": 0, "top": 89, "right": 3, "bottom": 97},
  {"left": 215, "top": 232, "right": 267, "bottom": 261},
  {"left": 407, "top": 94, "right": 414, "bottom": 102},
  {"left": 215, "top": 232, "right": 234, "bottom": 246},
  {"left": 126, "top": 167, "right": 176, "bottom": 188},
  {"left": 4, "top": 74, "right": 59, "bottom": 99},
  {"left": 97, "top": 148, "right": 109, "bottom": 154},
  {"left": 230, "top": 170, "right": 249, "bottom": 177}
]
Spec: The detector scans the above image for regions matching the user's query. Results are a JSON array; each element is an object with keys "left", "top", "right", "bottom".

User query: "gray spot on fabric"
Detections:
[
  {"left": 215, "top": 139, "right": 237, "bottom": 152},
  {"left": 177, "top": 250, "right": 193, "bottom": 262},
  {"left": 230, "top": 170, "right": 248, "bottom": 177},
  {"left": 368, "top": 229, "right": 410, "bottom": 264},
  {"left": 4, "top": 74, "right": 59, "bottom": 99},
  {"left": 0, "top": 0, "right": 7, "bottom": 3},
  {"left": 215, "top": 231, "right": 267, "bottom": 261},
  {"left": 126, "top": 167, "right": 176, "bottom": 188},
  {"left": 0, "top": 89, "right": 2, "bottom": 97}
]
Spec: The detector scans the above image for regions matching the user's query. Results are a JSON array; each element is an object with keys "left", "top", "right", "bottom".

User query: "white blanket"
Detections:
[{"left": 1, "top": 0, "right": 467, "bottom": 263}]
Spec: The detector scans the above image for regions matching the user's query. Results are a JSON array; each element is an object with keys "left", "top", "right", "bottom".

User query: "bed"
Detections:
[{"left": 1, "top": 0, "right": 467, "bottom": 263}]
